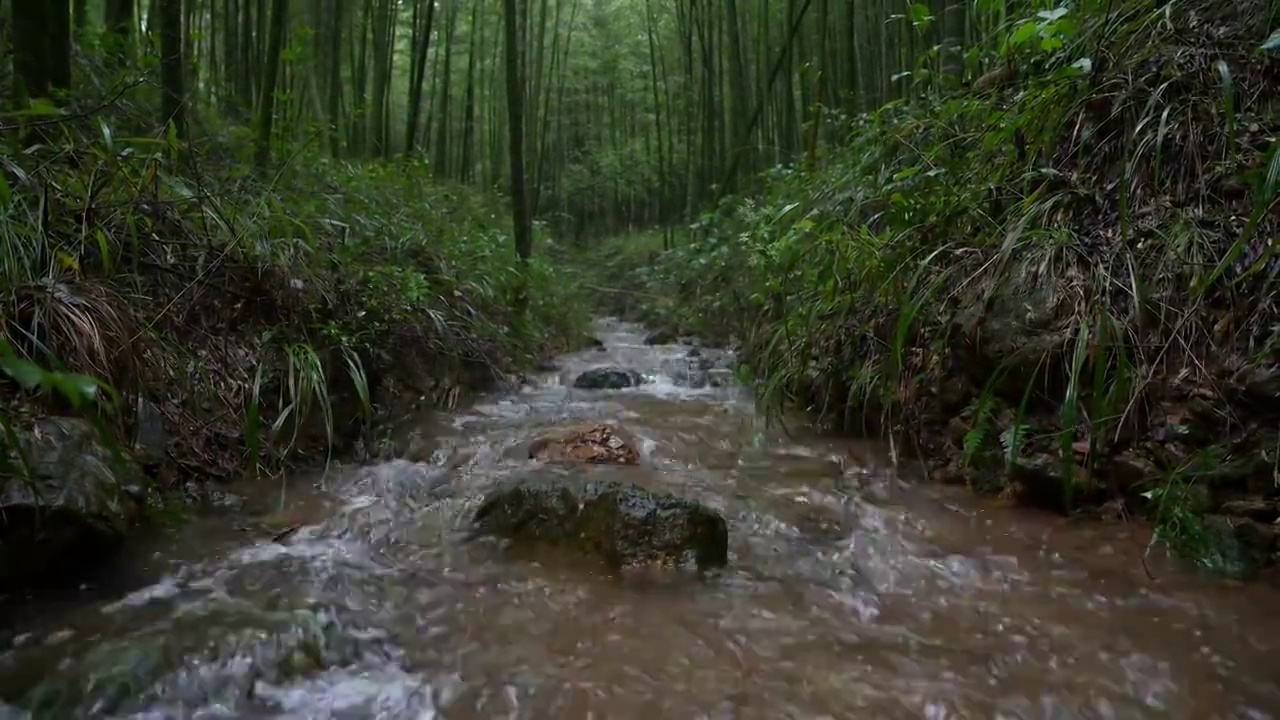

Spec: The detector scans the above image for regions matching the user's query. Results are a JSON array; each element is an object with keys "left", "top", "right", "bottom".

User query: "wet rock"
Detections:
[
  {"left": 693, "top": 348, "right": 736, "bottom": 372},
  {"left": 528, "top": 423, "right": 641, "bottom": 465},
  {"left": 930, "top": 461, "right": 971, "bottom": 486},
  {"left": 583, "top": 335, "right": 605, "bottom": 350},
  {"left": 707, "top": 368, "right": 735, "bottom": 387},
  {"left": 662, "top": 348, "right": 737, "bottom": 388},
  {"left": 20, "top": 602, "right": 402, "bottom": 716},
  {"left": 643, "top": 328, "right": 678, "bottom": 345},
  {"left": 1202, "top": 514, "right": 1279, "bottom": 578},
  {"left": 131, "top": 397, "right": 169, "bottom": 469},
  {"left": 179, "top": 480, "right": 246, "bottom": 512},
  {"left": 1095, "top": 497, "right": 1130, "bottom": 521},
  {"left": 944, "top": 416, "right": 970, "bottom": 448},
  {"left": 572, "top": 366, "right": 644, "bottom": 390},
  {"left": 666, "top": 363, "right": 709, "bottom": 389},
  {"left": 501, "top": 372, "right": 538, "bottom": 392},
  {"left": 1106, "top": 451, "right": 1159, "bottom": 491},
  {"left": 1218, "top": 499, "right": 1280, "bottom": 524},
  {"left": 0, "top": 417, "right": 146, "bottom": 590},
  {"left": 534, "top": 357, "right": 559, "bottom": 372},
  {"left": 950, "top": 281, "right": 1072, "bottom": 402},
  {"left": 471, "top": 470, "right": 729, "bottom": 570},
  {"left": 1008, "top": 453, "right": 1093, "bottom": 513},
  {"left": 1134, "top": 480, "right": 1213, "bottom": 519},
  {"left": 686, "top": 346, "right": 702, "bottom": 358},
  {"left": 1195, "top": 447, "right": 1277, "bottom": 496}
]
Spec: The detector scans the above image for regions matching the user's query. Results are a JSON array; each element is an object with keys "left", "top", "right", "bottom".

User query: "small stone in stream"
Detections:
[
  {"left": 707, "top": 368, "right": 734, "bottom": 387},
  {"left": 572, "top": 366, "right": 644, "bottom": 390},
  {"left": 528, "top": 423, "right": 640, "bottom": 465},
  {"left": 693, "top": 348, "right": 736, "bottom": 372},
  {"left": 666, "top": 364, "right": 709, "bottom": 389},
  {"left": 471, "top": 470, "right": 730, "bottom": 570},
  {"left": 687, "top": 347, "right": 702, "bottom": 358},
  {"left": 643, "top": 328, "right": 678, "bottom": 345}
]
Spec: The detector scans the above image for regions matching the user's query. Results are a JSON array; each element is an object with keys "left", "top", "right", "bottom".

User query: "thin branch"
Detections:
[{"left": 0, "top": 80, "right": 148, "bottom": 133}]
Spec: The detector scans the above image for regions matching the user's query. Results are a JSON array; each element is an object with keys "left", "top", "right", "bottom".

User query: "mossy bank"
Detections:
[{"left": 583, "top": 0, "right": 1280, "bottom": 578}]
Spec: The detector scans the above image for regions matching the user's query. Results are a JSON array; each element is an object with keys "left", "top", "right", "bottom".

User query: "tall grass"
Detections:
[{"left": 1, "top": 94, "right": 590, "bottom": 485}]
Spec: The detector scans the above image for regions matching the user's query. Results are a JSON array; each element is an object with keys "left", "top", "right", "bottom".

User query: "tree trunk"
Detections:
[
  {"left": 11, "top": 0, "right": 52, "bottom": 100},
  {"left": 254, "top": 0, "right": 289, "bottom": 168},
  {"left": 160, "top": 0, "right": 187, "bottom": 140},
  {"left": 502, "top": 0, "right": 532, "bottom": 263}
]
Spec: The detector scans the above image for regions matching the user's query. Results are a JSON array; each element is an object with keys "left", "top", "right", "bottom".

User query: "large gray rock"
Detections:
[
  {"left": 1, "top": 417, "right": 145, "bottom": 589},
  {"left": 572, "top": 366, "right": 643, "bottom": 390},
  {"left": 471, "top": 470, "right": 729, "bottom": 570}
]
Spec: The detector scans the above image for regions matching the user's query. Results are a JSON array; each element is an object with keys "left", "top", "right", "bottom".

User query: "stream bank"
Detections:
[
  {"left": 1, "top": 318, "right": 1278, "bottom": 717},
  {"left": 576, "top": 0, "right": 1279, "bottom": 579}
]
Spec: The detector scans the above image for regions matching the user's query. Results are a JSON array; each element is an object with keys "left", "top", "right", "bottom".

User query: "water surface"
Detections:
[{"left": 1, "top": 318, "right": 1277, "bottom": 719}]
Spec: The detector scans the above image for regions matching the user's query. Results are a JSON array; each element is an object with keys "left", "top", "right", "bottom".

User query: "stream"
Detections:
[{"left": 1, "top": 318, "right": 1279, "bottom": 718}]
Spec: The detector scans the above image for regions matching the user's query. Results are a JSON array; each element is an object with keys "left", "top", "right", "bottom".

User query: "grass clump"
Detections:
[
  {"left": 1, "top": 86, "right": 589, "bottom": 490},
  {"left": 590, "top": 0, "right": 1280, "bottom": 574}
]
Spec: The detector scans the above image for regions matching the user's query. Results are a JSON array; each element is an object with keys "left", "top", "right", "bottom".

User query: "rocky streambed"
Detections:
[{"left": 1, "top": 318, "right": 1279, "bottom": 718}]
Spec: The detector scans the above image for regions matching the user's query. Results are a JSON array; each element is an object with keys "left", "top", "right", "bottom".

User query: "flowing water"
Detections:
[{"left": 2, "top": 318, "right": 1279, "bottom": 719}]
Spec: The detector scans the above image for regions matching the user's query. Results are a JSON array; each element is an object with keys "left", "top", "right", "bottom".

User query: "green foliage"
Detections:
[
  {"left": 0, "top": 337, "right": 132, "bottom": 504},
  {"left": 1, "top": 93, "right": 589, "bottom": 479},
  {"left": 590, "top": 0, "right": 1279, "bottom": 566}
]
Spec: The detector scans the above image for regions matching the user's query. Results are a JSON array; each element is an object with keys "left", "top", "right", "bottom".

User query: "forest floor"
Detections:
[
  {"left": 0, "top": 95, "right": 591, "bottom": 588},
  {"left": 585, "top": 0, "right": 1280, "bottom": 578}
]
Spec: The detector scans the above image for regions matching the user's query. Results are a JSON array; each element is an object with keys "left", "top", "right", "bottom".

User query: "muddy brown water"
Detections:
[{"left": 1, "top": 318, "right": 1279, "bottom": 718}]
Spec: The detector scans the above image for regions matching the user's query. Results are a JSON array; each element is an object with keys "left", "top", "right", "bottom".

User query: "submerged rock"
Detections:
[
  {"left": 572, "top": 366, "right": 643, "bottom": 390},
  {"left": 662, "top": 348, "right": 737, "bottom": 389},
  {"left": 19, "top": 602, "right": 402, "bottom": 717},
  {"left": 0, "top": 417, "right": 146, "bottom": 590},
  {"left": 666, "top": 363, "right": 709, "bottom": 389},
  {"left": 471, "top": 471, "right": 729, "bottom": 570},
  {"left": 528, "top": 423, "right": 641, "bottom": 465}
]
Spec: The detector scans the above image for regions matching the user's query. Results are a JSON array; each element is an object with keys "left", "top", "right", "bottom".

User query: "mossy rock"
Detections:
[
  {"left": 571, "top": 366, "right": 644, "bottom": 390},
  {"left": 471, "top": 469, "right": 729, "bottom": 570},
  {"left": 1, "top": 417, "right": 146, "bottom": 590}
]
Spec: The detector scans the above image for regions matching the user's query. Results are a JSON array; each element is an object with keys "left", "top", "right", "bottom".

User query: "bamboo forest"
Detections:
[{"left": 1, "top": 0, "right": 1279, "bottom": 716}]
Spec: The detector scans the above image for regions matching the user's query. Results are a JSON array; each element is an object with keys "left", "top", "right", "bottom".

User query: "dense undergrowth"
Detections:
[
  {"left": 588, "top": 0, "right": 1280, "bottom": 574},
  {"left": 1, "top": 85, "right": 589, "bottom": 492}
]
